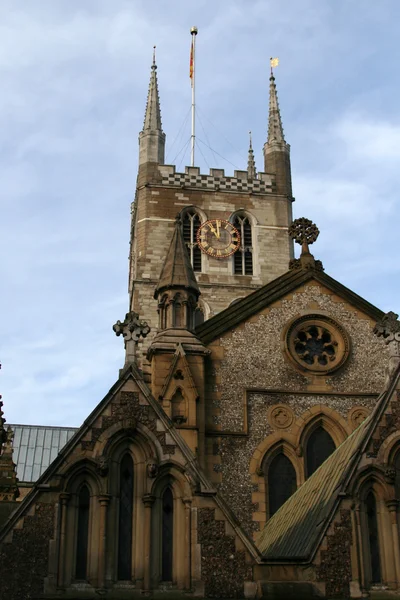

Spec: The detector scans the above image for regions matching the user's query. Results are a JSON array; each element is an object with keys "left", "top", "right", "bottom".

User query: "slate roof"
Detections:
[
  {"left": 9, "top": 425, "right": 78, "bottom": 483},
  {"left": 256, "top": 364, "right": 400, "bottom": 561},
  {"left": 154, "top": 217, "right": 200, "bottom": 298},
  {"left": 195, "top": 267, "right": 383, "bottom": 344}
]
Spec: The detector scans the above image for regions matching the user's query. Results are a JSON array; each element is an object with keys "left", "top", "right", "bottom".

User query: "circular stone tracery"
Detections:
[{"left": 285, "top": 315, "right": 350, "bottom": 375}]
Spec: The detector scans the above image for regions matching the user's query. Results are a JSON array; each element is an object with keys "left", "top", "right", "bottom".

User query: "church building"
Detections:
[{"left": 0, "top": 53, "right": 400, "bottom": 600}]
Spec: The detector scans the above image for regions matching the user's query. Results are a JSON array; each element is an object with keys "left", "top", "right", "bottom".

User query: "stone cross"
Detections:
[
  {"left": 374, "top": 311, "right": 400, "bottom": 375},
  {"left": 288, "top": 217, "right": 322, "bottom": 270},
  {"left": 113, "top": 312, "right": 151, "bottom": 366}
]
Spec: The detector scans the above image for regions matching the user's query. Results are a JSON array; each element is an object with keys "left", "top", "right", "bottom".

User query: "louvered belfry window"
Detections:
[
  {"left": 162, "top": 487, "right": 174, "bottom": 581},
  {"left": 182, "top": 210, "right": 202, "bottom": 272},
  {"left": 267, "top": 453, "right": 296, "bottom": 517},
  {"left": 305, "top": 426, "right": 336, "bottom": 478},
  {"left": 75, "top": 485, "right": 90, "bottom": 579},
  {"left": 118, "top": 454, "right": 134, "bottom": 580},
  {"left": 233, "top": 215, "right": 253, "bottom": 275}
]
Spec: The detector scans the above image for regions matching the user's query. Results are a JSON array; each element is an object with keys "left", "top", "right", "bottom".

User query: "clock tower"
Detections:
[{"left": 129, "top": 55, "right": 294, "bottom": 367}]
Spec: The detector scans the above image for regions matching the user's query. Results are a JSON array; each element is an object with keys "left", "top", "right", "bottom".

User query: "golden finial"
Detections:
[{"left": 270, "top": 57, "right": 279, "bottom": 76}]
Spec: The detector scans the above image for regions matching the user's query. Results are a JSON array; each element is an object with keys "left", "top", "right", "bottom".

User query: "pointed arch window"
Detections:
[
  {"left": 162, "top": 487, "right": 174, "bottom": 581},
  {"left": 194, "top": 306, "right": 205, "bottom": 327},
  {"left": 305, "top": 426, "right": 336, "bottom": 478},
  {"left": 182, "top": 210, "right": 202, "bottom": 272},
  {"left": 266, "top": 453, "right": 297, "bottom": 517},
  {"left": 366, "top": 491, "right": 382, "bottom": 583},
  {"left": 75, "top": 485, "right": 90, "bottom": 580},
  {"left": 232, "top": 215, "right": 253, "bottom": 275},
  {"left": 118, "top": 454, "right": 134, "bottom": 580}
]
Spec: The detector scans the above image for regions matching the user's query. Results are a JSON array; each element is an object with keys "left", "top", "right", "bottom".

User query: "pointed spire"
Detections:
[
  {"left": 268, "top": 74, "right": 285, "bottom": 143},
  {"left": 143, "top": 46, "right": 163, "bottom": 132},
  {"left": 155, "top": 216, "right": 200, "bottom": 299},
  {"left": 139, "top": 48, "right": 166, "bottom": 165},
  {"left": 247, "top": 131, "right": 257, "bottom": 179}
]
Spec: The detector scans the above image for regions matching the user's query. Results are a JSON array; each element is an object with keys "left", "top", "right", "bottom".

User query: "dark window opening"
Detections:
[
  {"left": 267, "top": 453, "right": 297, "bottom": 517},
  {"left": 194, "top": 308, "right": 205, "bottom": 327},
  {"left": 233, "top": 215, "right": 253, "bottom": 275},
  {"left": 162, "top": 487, "right": 174, "bottom": 581},
  {"left": 75, "top": 485, "right": 90, "bottom": 580},
  {"left": 306, "top": 426, "right": 336, "bottom": 478},
  {"left": 118, "top": 454, "right": 134, "bottom": 580},
  {"left": 366, "top": 492, "right": 381, "bottom": 584}
]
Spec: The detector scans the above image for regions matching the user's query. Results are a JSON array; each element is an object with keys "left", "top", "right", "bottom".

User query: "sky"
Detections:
[{"left": 1, "top": 0, "right": 400, "bottom": 427}]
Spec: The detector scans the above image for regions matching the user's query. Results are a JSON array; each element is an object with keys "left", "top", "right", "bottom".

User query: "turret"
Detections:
[{"left": 263, "top": 71, "right": 292, "bottom": 197}]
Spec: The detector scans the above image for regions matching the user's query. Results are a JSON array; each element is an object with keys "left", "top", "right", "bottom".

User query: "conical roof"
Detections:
[
  {"left": 247, "top": 131, "right": 257, "bottom": 179},
  {"left": 154, "top": 217, "right": 200, "bottom": 298}
]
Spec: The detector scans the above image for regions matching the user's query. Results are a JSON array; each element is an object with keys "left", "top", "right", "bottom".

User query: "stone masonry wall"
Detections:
[
  {"left": 130, "top": 164, "right": 293, "bottom": 364},
  {"left": 204, "top": 282, "right": 390, "bottom": 536}
]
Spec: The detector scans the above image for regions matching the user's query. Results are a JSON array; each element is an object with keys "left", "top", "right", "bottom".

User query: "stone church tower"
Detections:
[{"left": 129, "top": 56, "right": 294, "bottom": 362}]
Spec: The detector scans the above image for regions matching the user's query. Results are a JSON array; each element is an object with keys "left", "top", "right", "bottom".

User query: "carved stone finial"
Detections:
[
  {"left": 288, "top": 218, "right": 321, "bottom": 270},
  {"left": 113, "top": 311, "right": 151, "bottom": 365},
  {"left": 374, "top": 312, "right": 400, "bottom": 375}
]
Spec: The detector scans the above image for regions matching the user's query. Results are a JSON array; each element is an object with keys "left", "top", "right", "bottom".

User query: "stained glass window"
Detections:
[
  {"left": 118, "top": 454, "right": 134, "bottom": 580},
  {"left": 75, "top": 485, "right": 90, "bottom": 579},
  {"left": 162, "top": 487, "right": 174, "bottom": 581},
  {"left": 366, "top": 492, "right": 381, "bottom": 583},
  {"left": 267, "top": 453, "right": 296, "bottom": 517},
  {"left": 305, "top": 426, "right": 335, "bottom": 478}
]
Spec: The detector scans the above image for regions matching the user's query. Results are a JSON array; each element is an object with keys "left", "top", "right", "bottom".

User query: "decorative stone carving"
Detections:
[
  {"left": 268, "top": 404, "right": 294, "bottom": 430},
  {"left": 348, "top": 406, "right": 370, "bottom": 430},
  {"left": 113, "top": 311, "right": 150, "bottom": 365},
  {"left": 384, "top": 467, "right": 396, "bottom": 483},
  {"left": 374, "top": 312, "right": 400, "bottom": 373},
  {"left": 146, "top": 461, "right": 158, "bottom": 479},
  {"left": 95, "top": 456, "right": 109, "bottom": 477},
  {"left": 284, "top": 315, "right": 351, "bottom": 375},
  {"left": 288, "top": 217, "right": 323, "bottom": 270}
]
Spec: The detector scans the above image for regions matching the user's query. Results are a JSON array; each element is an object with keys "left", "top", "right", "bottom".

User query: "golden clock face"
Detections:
[{"left": 196, "top": 219, "right": 241, "bottom": 258}]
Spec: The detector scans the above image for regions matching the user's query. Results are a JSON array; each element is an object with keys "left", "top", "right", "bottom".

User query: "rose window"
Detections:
[{"left": 285, "top": 315, "right": 350, "bottom": 374}]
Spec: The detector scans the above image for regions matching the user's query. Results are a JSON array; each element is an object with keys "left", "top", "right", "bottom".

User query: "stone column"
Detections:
[
  {"left": 57, "top": 493, "right": 70, "bottom": 589},
  {"left": 97, "top": 494, "right": 111, "bottom": 591},
  {"left": 387, "top": 500, "right": 400, "bottom": 586},
  {"left": 143, "top": 494, "right": 155, "bottom": 592},
  {"left": 183, "top": 497, "right": 192, "bottom": 590},
  {"left": 354, "top": 501, "right": 368, "bottom": 596}
]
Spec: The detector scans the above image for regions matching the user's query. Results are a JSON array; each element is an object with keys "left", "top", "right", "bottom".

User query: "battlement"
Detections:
[{"left": 158, "top": 165, "right": 274, "bottom": 194}]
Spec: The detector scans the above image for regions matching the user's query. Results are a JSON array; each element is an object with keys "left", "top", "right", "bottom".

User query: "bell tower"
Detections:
[{"left": 129, "top": 54, "right": 294, "bottom": 366}]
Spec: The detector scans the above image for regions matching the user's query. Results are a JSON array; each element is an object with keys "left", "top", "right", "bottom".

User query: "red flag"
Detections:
[{"left": 189, "top": 37, "right": 194, "bottom": 85}]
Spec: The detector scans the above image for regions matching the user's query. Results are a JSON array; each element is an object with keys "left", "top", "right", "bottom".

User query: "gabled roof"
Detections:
[
  {"left": 256, "top": 364, "right": 400, "bottom": 561},
  {"left": 195, "top": 267, "right": 383, "bottom": 344}
]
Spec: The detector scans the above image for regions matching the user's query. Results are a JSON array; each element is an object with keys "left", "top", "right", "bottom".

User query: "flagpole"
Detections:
[{"left": 190, "top": 26, "right": 198, "bottom": 167}]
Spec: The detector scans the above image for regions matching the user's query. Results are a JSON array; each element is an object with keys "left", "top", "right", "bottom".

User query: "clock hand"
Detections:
[
  {"left": 216, "top": 220, "right": 220, "bottom": 239},
  {"left": 209, "top": 223, "right": 217, "bottom": 237}
]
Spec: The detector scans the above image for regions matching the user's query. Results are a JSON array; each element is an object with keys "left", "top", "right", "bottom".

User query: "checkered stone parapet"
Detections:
[{"left": 158, "top": 165, "right": 273, "bottom": 194}]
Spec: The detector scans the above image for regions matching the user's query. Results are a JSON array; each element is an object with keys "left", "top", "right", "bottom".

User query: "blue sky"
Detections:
[{"left": 1, "top": 0, "right": 400, "bottom": 426}]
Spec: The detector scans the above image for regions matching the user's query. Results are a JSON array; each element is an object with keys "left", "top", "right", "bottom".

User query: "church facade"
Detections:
[{"left": 0, "top": 56, "right": 400, "bottom": 600}]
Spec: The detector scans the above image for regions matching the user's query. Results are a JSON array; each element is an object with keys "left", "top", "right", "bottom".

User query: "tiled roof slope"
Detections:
[
  {"left": 9, "top": 425, "right": 78, "bottom": 483},
  {"left": 257, "top": 365, "right": 400, "bottom": 561}
]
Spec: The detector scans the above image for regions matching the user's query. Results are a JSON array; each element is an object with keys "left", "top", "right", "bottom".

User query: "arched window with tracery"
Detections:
[
  {"left": 75, "top": 485, "right": 90, "bottom": 580},
  {"left": 162, "top": 487, "right": 174, "bottom": 581},
  {"left": 118, "top": 454, "right": 134, "bottom": 580},
  {"left": 265, "top": 453, "right": 297, "bottom": 517},
  {"left": 232, "top": 214, "right": 253, "bottom": 275},
  {"left": 365, "top": 491, "right": 382, "bottom": 584},
  {"left": 182, "top": 209, "right": 202, "bottom": 272},
  {"left": 305, "top": 426, "right": 336, "bottom": 478}
]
